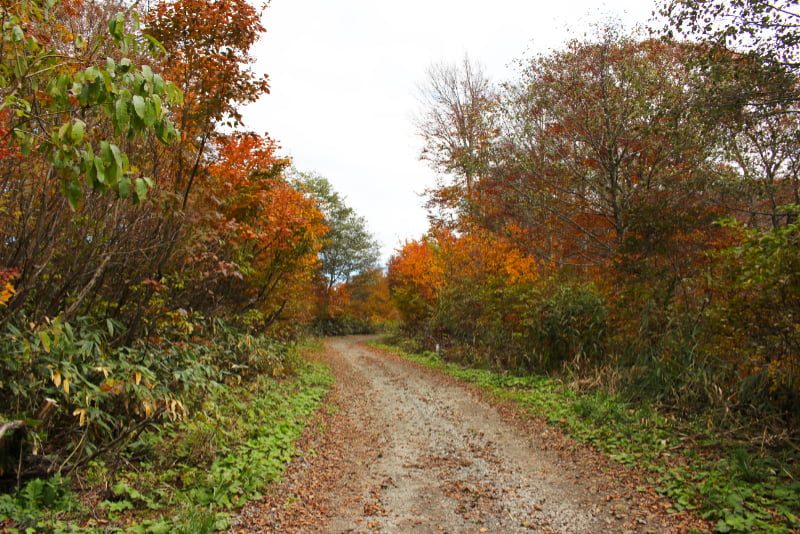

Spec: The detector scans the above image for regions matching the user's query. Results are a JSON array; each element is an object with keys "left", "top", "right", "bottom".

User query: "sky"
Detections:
[{"left": 242, "top": 0, "right": 659, "bottom": 263}]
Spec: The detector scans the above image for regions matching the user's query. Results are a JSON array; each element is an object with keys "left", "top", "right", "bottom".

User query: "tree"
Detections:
[
  {"left": 145, "top": 0, "right": 269, "bottom": 208},
  {"left": 0, "top": 0, "right": 180, "bottom": 207},
  {"left": 478, "top": 34, "right": 722, "bottom": 279},
  {"left": 297, "top": 171, "right": 381, "bottom": 290},
  {"left": 183, "top": 134, "right": 327, "bottom": 330},
  {"left": 660, "top": 0, "right": 800, "bottom": 71},
  {"left": 415, "top": 56, "right": 496, "bottom": 226},
  {"left": 387, "top": 236, "right": 443, "bottom": 330},
  {"left": 660, "top": 3, "right": 800, "bottom": 227},
  {"left": 345, "top": 268, "right": 397, "bottom": 325},
  {"left": 0, "top": 0, "right": 181, "bottom": 325}
]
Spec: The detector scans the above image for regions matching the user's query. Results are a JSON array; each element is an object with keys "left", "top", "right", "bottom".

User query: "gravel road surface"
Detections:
[{"left": 230, "top": 336, "right": 709, "bottom": 533}]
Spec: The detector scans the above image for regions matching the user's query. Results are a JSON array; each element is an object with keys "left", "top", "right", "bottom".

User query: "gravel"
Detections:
[{"left": 230, "top": 336, "right": 709, "bottom": 534}]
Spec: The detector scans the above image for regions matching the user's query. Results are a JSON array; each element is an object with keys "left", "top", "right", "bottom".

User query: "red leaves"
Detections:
[
  {"left": 146, "top": 0, "right": 269, "bottom": 128},
  {"left": 177, "top": 132, "right": 326, "bottom": 325}
]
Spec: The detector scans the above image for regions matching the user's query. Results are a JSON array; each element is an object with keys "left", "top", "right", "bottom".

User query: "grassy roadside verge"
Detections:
[
  {"left": 371, "top": 340, "right": 800, "bottom": 534},
  {"left": 0, "top": 346, "right": 333, "bottom": 534}
]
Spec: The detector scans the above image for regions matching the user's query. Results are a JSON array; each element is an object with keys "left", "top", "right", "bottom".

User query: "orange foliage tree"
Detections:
[
  {"left": 0, "top": 0, "right": 334, "bottom": 338},
  {"left": 195, "top": 133, "right": 327, "bottom": 332}
]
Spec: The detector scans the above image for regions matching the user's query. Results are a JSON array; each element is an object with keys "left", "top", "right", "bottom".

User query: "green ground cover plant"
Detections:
[
  {"left": 374, "top": 340, "right": 800, "bottom": 534},
  {"left": 0, "top": 330, "right": 332, "bottom": 533}
]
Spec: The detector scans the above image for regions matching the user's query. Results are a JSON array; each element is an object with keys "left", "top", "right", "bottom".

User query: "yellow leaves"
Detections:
[
  {"left": 51, "top": 368, "right": 62, "bottom": 388},
  {"left": 0, "top": 268, "right": 18, "bottom": 307},
  {"left": 143, "top": 400, "right": 153, "bottom": 418},
  {"left": 0, "top": 281, "right": 15, "bottom": 306},
  {"left": 99, "top": 378, "right": 124, "bottom": 394},
  {"left": 50, "top": 367, "right": 70, "bottom": 395},
  {"left": 166, "top": 398, "right": 185, "bottom": 419},
  {"left": 73, "top": 408, "right": 87, "bottom": 427}
]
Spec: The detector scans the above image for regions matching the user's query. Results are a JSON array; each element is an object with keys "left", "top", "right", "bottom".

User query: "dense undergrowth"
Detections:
[
  {"left": 0, "top": 317, "right": 332, "bottom": 533},
  {"left": 374, "top": 339, "right": 800, "bottom": 534}
]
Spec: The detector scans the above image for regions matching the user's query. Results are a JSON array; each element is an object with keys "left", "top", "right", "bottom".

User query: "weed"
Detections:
[
  {"left": 0, "top": 475, "right": 75, "bottom": 530},
  {"left": 0, "top": 337, "right": 332, "bottom": 533}
]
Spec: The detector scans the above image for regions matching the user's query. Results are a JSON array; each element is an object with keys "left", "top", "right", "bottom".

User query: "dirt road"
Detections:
[{"left": 231, "top": 337, "right": 707, "bottom": 533}]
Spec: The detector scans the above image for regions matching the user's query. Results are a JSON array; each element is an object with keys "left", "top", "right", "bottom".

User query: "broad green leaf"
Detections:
[
  {"left": 134, "top": 177, "right": 149, "bottom": 201},
  {"left": 153, "top": 75, "right": 166, "bottom": 95},
  {"left": 57, "top": 122, "right": 70, "bottom": 143},
  {"left": 93, "top": 157, "right": 106, "bottom": 185},
  {"left": 101, "top": 69, "right": 113, "bottom": 92},
  {"left": 154, "top": 121, "right": 167, "bottom": 144},
  {"left": 114, "top": 98, "right": 129, "bottom": 130},
  {"left": 65, "top": 179, "right": 82, "bottom": 210},
  {"left": 166, "top": 83, "right": 183, "bottom": 104},
  {"left": 143, "top": 100, "right": 157, "bottom": 126},
  {"left": 117, "top": 176, "right": 131, "bottom": 198},
  {"left": 108, "top": 13, "right": 125, "bottom": 41},
  {"left": 151, "top": 94, "right": 163, "bottom": 119},
  {"left": 132, "top": 10, "right": 141, "bottom": 33},
  {"left": 12, "top": 25, "right": 24, "bottom": 42},
  {"left": 109, "top": 143, "right": 124, "bottom": 172},
  {"left": 141, "top": 65, "right": 153, "bottom": 84},
  {"left": 39, "top": 331, "right": 51, "bottom": 352},
  {"left": 143, "top": 34, "right": 166, "bottom": 55},
  {"left": 71, "top": 120, "right": 85, "bottom": 143},
  {"left": 86, "top": 162, "right": 97, "bottom": 189},
  {"left": 99, "top": 141, "right": 111, "bottom": 161},
  {"left": 84, "top": 66, "right": 100, "bottom": 82},
  {"left": 78, "top": 82, "right": 91, "bottom": 106},
  {"left": 132, "top": 95, "right": 146, "bottom": 119}
]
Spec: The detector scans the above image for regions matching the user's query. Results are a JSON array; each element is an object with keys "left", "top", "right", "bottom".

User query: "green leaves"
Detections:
[
  {"left": 11, "top": 25, "right": 24, "bottom": 43},
  {"left": 2, "top": 3, "right": 183, "bottom": 209},
  {"left": 131, "top": 95, "right": 146, "bottom": 121},
  {"left": 107, "top": 12, "right": 126, "bottom": 44}
]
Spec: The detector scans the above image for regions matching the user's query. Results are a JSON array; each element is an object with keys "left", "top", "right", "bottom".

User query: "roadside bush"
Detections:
[
  {"left": 0, "top": 315, "right": 298, "bottom": 487},
  {"left": 618, "top": 317, "right": 732, "bottom": 415},
  {"left": 0, "top": 316, "right": 187, "bottom": 457},
  {"left": 520, "top": 282, "right": 608, "bottom": 372},
  {"left": 705, "top": 221, "right": 800, "bottom": 415},
  {"left": 311, "top": 316, "right": 379, "bottom": 336}
]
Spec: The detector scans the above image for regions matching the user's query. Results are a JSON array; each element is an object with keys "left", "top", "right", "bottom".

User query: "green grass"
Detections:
[
  {"left": 0, "top": 356, "right": 333, "bottom": 533},
  {"left": 372, "top": 340, "right": 800, "bottom": 534}
]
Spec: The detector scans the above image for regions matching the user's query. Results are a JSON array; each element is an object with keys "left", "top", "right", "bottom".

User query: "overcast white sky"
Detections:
[{"left": 242, "top": 0, "right": 658, "bottom": 263}]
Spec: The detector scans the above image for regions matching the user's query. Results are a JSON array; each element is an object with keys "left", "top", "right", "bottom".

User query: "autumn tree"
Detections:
[
  {"left": 490, "top": 34, "right": 725, "bottom": 272},
  {"left": 659, "top": 1, "right": 800, "bottom": 407},
  {"left": 660, "top": 0, "right": 800, "bottom": 71},
  {"left": 292, "top": 171, "right": 382, "bottom": 332},
  {"left": 415, "top": 56, "right": 496, "bottom": 227},
  {"left": 388, "top": 236, "right": 444, "bottom": 331},
  {"left": 659, "top": 1, "right": 800, "bottom": 227},
  {"left": 345, "top": 268, "right": 397, "bottom": 326},
  {"left": 144, "top": 0, "right": 269, "bottom": 208},
  {"left": 98, "top": 0, "right": 276, "bottom": 337},
  {"left": 407, "top": 32, "right": 744, "bottom": 374},
  {"left": 165, "top": 134, "right": 327, "bottom": 334},
  {"left": 0, "top": 0, "right": 181, "bottom": 325}
]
